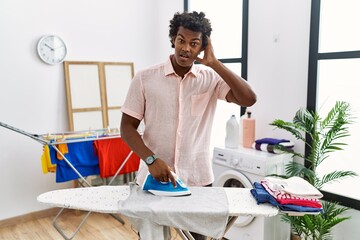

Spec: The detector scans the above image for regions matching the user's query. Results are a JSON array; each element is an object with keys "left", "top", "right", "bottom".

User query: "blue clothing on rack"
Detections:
[{"left": 49, "top": 140, "right": 100, "bottom": 183}]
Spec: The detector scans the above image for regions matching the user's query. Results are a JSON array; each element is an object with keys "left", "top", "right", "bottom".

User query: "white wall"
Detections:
[
  {"left": 248, "top": 0, "right": 360, "bottom": 239},
  {"left": 248, "top": 0, "right": 310, "bottom": 154},
  {"left": 0, "top": 0, "right": 359, "bottom": 238},
  {"left": 0, "top": 0, "right": 182, "bottom": 220}
]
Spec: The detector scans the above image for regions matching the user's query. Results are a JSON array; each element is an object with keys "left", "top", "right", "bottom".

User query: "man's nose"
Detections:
[{"left": 182, "top": 44, "right": 190, "bottom": 52}]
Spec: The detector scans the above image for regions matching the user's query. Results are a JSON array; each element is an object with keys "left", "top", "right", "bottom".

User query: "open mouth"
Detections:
[{"left": 179, "top": 52, "right": 190, "bottom": 59}]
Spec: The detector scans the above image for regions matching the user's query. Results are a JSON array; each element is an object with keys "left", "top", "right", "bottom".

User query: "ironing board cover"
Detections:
[{"left": 37, "top": 185, "right": 278, "bottom": 217}]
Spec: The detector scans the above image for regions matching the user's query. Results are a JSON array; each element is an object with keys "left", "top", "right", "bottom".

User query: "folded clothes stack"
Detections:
[
  {"left": 251, "top": 176, "right": 324, "bottom": 214},
  {"left": 252, "top": 137, "right": 294, "bottom": 154}
]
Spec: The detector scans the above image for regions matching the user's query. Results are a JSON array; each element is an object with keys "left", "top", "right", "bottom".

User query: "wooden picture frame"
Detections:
[{"left": 64, "top": 61, "right": 134, "bottom": 131}]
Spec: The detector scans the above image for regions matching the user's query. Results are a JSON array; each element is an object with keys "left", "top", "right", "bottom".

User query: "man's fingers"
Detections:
[{"left": 169, "top": 173, "right": 177, "bottom": 188}]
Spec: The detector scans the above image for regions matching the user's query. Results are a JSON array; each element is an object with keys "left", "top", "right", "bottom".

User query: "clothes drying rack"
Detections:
[{"left": 0, "top": 121, "right": 136, "bottom": 240}]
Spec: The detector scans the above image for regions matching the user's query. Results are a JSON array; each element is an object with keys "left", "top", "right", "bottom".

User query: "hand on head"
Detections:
[{"left": 196, "top": 36, "right": 217, "bottom": 67}]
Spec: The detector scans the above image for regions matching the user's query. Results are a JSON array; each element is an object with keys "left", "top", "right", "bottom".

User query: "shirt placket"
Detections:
[{"left": 173, "top": 76, "right": 185, "bottom": 171}]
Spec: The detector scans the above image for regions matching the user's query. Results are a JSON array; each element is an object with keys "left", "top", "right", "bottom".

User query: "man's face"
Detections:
[{"left": 172, "top": 26, "right": 203, "bottom": 68}]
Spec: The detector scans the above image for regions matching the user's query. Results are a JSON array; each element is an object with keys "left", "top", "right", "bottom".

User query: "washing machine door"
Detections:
[{"left": 214, "top": 169, "right": 255, "bottom": 227}]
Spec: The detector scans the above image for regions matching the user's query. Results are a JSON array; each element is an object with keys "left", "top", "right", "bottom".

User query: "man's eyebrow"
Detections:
[{"left": 177, "top": 33, "right": 201, "bottom": 41}]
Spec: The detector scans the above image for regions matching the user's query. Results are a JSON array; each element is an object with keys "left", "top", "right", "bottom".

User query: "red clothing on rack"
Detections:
[{"left": 93, "top": 138, "right": 140, "bottom": 178}]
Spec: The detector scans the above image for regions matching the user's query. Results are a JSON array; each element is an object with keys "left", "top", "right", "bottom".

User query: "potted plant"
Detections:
[{"left": 270, "top": 101, "right": 358, "bottom": 240}]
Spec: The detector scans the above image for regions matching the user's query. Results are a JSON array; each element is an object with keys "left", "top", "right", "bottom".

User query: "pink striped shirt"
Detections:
[{"left": 121, "top": 56, "right": 230, "bottom": 186}]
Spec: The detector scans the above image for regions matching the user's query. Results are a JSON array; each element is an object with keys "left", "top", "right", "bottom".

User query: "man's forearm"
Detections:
[
  {"left": 122, "top": 129, "right": 153, "bottom": 160},
  {"left": 120, "top": 114, "right": 154, "bottom": 160},
  {"left": 211, "top": 60, "right": 256, "bottom": 106}
]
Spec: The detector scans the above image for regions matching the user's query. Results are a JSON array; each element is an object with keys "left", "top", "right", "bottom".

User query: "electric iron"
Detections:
[{"left": 142, "top": 172, "right": 191, "bottom": 197}]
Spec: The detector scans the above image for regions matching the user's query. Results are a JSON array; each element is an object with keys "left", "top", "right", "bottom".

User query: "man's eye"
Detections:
[
  {"left": 191, "top": 42, "right": 199, "bottom": 46},
  {"left": 178, "top": 39, "right": 185, "bottom": 43}
]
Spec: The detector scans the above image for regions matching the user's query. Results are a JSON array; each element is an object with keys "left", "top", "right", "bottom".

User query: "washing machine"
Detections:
[{"left": 212, "top": 146, "right": 292, "bottom": 240}]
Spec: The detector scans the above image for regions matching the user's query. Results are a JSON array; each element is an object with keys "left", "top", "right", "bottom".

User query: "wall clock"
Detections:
[{"left": 37, "top": 35, "right": 67, "bottom": 65}]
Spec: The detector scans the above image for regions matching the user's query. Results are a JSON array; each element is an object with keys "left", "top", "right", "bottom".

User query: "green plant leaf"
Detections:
[
  {"left": 270, "top": 120, "right": 306, "bottom": 142},
  {"left": 319, "top": 171, "right": 358, "bottom": 188}
]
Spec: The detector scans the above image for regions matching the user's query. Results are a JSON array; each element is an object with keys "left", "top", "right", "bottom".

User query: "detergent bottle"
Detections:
[
  {"left": 242, "top": 111, "right": 255, "bottom": 148},
  {"left": 225, "top": 115, "right": 239, "bottom": 148}
]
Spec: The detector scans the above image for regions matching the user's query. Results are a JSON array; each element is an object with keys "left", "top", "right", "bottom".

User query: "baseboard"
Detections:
[{"left": 0, "top": 208, "right": 74, "bottom": 228}]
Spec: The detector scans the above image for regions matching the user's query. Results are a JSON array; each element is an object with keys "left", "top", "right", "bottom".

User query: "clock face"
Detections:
[{"left": 37, "top": 35, "right": 67, "bottom": 65}]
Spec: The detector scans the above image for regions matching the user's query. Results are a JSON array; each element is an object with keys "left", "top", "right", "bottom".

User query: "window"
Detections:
[
  {"left": 308, "top": 0, "right": 360, "bottom": 209},
  {"left": 184, "top": 0, "right": 248, "bottom": 150}
]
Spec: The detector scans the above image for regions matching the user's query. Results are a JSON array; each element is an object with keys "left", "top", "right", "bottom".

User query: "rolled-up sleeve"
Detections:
[{"left": 121, "top": 71, "right": 145, "bottom": 121}]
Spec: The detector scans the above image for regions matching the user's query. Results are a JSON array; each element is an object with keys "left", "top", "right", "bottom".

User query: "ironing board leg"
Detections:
[
  {"left": 52, "top": 208, "right": 92, "bottom": 240},
  {"left": 175, "top": 229, "right": 195, "bottom": 240},
  {"left": 109, "top": 213, "right": 125, "bottom": 225},
  {"left": 208, "top": 216, "right": 238, "bottom": 240},
  {"left": 223, "top": 216, "right": 237, "bottom": 235},
  {"left": 175, "top": 216, "right": 238, "bottom": 240}
]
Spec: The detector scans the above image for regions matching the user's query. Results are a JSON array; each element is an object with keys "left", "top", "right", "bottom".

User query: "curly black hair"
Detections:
[{"left": 169, "top": 11, "right": 212, "bottom": 49}]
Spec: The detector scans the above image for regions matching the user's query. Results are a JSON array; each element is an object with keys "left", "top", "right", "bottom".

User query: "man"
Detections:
[{"left": 120, "top": 11, "right": 256, "bottom": 239}]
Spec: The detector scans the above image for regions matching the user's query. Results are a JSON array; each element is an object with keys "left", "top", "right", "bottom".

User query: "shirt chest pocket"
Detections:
[{"left": 191, "top": 92, "right": 211, "bottom": 116}]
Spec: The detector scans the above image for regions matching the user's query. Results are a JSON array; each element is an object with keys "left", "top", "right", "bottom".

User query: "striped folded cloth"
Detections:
[
  {"left": 255, "top": 138, "right": 290, "bottom": 145},
  {"left": 251, "top": 182, "right": 323, "bottom": 213},
  {"left": 252, "top": 139, "right": 294, "bottom": 154},
  {"left": 261, "top": 177, "right": 323, "bottom": 208}
]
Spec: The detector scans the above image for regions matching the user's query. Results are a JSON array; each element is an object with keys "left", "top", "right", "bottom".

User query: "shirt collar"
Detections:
[{"left": 164, "top": 55, "right": 198, "bottom": 77}]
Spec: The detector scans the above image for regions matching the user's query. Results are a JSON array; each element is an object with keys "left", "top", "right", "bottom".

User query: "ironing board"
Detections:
[{"left": 38, "top": 185, "right": 279, "bottom": 240}]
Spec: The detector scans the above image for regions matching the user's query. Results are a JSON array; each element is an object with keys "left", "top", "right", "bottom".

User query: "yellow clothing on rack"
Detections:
[
  {"left": 56, "top": 143, "right": 69, "bottom": 160},
  {"left": 41, "top": 145, "right": 56, "bottom": 173}
]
